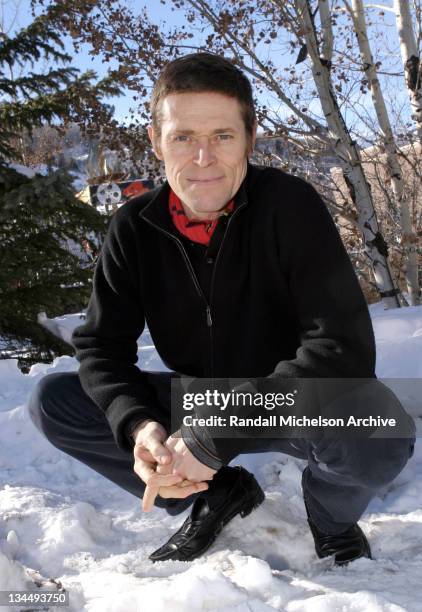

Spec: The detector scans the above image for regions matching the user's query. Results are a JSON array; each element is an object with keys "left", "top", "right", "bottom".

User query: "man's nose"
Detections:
[{"left": 193, "top": 139, "right": 217, "bottom": 166}]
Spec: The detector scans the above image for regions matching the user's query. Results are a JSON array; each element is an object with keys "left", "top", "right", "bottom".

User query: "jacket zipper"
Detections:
[
  {"left": 141, "top": 202, "right": 247, "bottom": 377},
  {"left": 207, "top": 201, "right": 247, "bottom": 378},
  {"left": 141, "top": 216, "right": 213, "bottom": 372},
  {"left": 141, "top": 217, "right": 207, "bottom": 301}
]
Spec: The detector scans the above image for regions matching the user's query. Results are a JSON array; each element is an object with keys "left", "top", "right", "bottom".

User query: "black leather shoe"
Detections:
[
  {"left": 302, "top": 469, "right": 372, "bottom": 565},
  {"left": 149, "top": 466, "right": 265, "bottom": 562}
]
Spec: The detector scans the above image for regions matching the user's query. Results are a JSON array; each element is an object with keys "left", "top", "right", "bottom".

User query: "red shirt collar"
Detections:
[{"left": 168, "top": 189, "right": 234, "bottom": 245}]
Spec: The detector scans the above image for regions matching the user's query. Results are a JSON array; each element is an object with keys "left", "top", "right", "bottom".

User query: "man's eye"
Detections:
[
  {"left": 174, "top": 135, "right": 190, "bottom": 142},
  {"left": 216, "top": 134, "right": 233, "bottom": 141}
]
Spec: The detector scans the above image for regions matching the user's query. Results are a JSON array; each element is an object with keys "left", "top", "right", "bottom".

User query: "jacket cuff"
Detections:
[
  {"left": 181, "top": 423, "right": 234, "bottom": 470},
  {"left": 179, "top": 380, "right": 260, "bottom": 469},
  {"left": 124, "top": 415, "right": 155, "bottom": 448},
  {"left": 107, "top": 396, "right": 170, "bottom": 453}
]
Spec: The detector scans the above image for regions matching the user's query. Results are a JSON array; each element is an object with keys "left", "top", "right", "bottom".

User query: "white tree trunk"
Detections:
[
  {"left": 318, "top": 0, "right": 333, "bottom": 63},
  {"left": 394, "top": 0, "right": 422, "bottom": 141},
  {"left": 294, "top": 0, "right": 400, "bottom": 308},
  {"left": 348, "top": 0, "right": 420, "bottom": 305}
]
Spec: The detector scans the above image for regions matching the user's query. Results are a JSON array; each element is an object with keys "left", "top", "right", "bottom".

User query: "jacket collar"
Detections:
[{"left": 139, "top": 160, "right": 257, "bottom": 230}]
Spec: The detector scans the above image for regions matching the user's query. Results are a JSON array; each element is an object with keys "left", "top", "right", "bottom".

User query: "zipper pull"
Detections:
[{"left": 206, "top": 306, "right": 212, "bottom": 327}]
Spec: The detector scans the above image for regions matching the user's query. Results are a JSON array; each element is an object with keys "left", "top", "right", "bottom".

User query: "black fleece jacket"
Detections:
[{"left": 72, "top": 162, "right": 376, "bottom": 468}]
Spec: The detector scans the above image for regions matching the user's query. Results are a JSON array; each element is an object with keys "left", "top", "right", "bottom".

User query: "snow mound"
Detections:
[{"left": 0, "top": 302, "right": 421, "bottom": 610}]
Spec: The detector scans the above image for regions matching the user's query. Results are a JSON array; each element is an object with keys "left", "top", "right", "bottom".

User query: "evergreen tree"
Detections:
[{"left": 0, "top": 12, "right": 119, "bottom": 370}]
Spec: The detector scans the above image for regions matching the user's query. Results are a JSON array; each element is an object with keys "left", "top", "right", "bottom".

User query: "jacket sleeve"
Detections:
[
  {"left": 181, "top": 178, "right": 377, "bottom": 468},
  {"left": 270, "top": 178, "right": 376, "bottom": 380},
  {"left": 72, "top": 207, "right": 169, "bottom": 453}
]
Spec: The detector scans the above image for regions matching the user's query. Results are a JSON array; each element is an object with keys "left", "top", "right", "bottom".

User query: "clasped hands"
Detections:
[{"left": 132, "top": 420, "right": 217, "bottom": 512}]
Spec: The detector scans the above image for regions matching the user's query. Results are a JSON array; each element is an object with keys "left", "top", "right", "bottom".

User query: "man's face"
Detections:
[{"left": 148, "top": 92, "right": 256, "bottom": 220}]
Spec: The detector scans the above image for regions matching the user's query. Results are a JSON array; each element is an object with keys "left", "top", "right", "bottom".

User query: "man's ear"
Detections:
[{"left": 147, "top": 125, "right": 163, "bottom": 160}]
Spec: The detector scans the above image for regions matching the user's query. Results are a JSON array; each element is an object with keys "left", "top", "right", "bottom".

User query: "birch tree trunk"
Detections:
[
  {"left": 293, "top": 0, "right": 400, "bottom": 308},
  {"left": 347, "top": 0, "right": 420, "bottom": 305},
  {"left": 394, "top": 0, "right": 422, "bottom": 141}
]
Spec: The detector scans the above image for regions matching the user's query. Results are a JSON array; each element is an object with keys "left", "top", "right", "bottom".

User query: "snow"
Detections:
[
  {"left": 0, "top": 304, "right": 421, "bottom": 611},
  {"left": 8, "top": 163, "right": 49, "bottom": 178}
]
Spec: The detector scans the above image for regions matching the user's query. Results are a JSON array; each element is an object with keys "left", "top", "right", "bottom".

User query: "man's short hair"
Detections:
[{"left": 150, "top": 52, "right": 256, "bottom": 144}]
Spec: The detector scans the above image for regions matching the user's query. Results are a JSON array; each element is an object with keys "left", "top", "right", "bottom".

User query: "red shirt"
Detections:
[{"left": 169, "top": 189, "right": 234, "bottom": 245}]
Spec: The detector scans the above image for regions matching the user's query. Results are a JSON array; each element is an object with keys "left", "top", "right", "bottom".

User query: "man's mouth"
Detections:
[{"left": 187, "top": 177, "right": 224, "bottom": 183}]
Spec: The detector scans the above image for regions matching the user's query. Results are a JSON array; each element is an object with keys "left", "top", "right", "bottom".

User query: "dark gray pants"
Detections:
[{"left": 27, "top": 371, "right": 416, "bottom": 533}]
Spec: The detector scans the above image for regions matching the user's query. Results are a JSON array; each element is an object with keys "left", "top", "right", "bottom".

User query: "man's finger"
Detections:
[
  {"left": 134, "top": 458, "right": 183, "bottom": 487},
  {"left": 142, "top": 464, "right": 183, "bottom": 513},
  {"left": 143, "top": 483, "right": 160, "bottom": 512},
  {"left": 158, "top": 481, "right": 209, "bottom": 499},
  {"left": 143, "top": 437, "right": 173, "bottom": 464},
  {"left": 156, "top": 460, "right": 174, "bottom": 475},
  {"left": 133, "top": 446, "right": 155, "bottom": 463},
  {"left": 179, "top": 479, "right": 195, "bottom": 487}
]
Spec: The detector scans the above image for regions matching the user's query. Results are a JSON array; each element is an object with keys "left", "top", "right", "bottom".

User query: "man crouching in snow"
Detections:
[{"left": 28, "top": 52, "right": 416, "bottom": 566}]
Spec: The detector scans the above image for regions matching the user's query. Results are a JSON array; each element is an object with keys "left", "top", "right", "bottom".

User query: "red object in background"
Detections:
[{"left": 122, "top": 180, "right": 149, "bottom": 199}]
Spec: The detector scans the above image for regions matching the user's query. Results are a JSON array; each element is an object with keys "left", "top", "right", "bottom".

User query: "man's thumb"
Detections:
[
  {"left": 158, "top": 452, "right": 171, "bottom": 464},
  {"left": 147, "top": 437, "right": 172, "bottom": 463}
]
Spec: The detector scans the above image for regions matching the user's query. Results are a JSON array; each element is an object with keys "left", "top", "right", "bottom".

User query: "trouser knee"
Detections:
[
  {"left": 27, "top": 372, "right": 88, "bottom": 444},
  {"left": 28, "top": 373, "right": 59, "bottom": 433},
  {"left": 355, "top": 437, "right": 414, "bottom": 488},
  {"left": 311, "top": 435, "right": 415, "bottom": 490}
]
